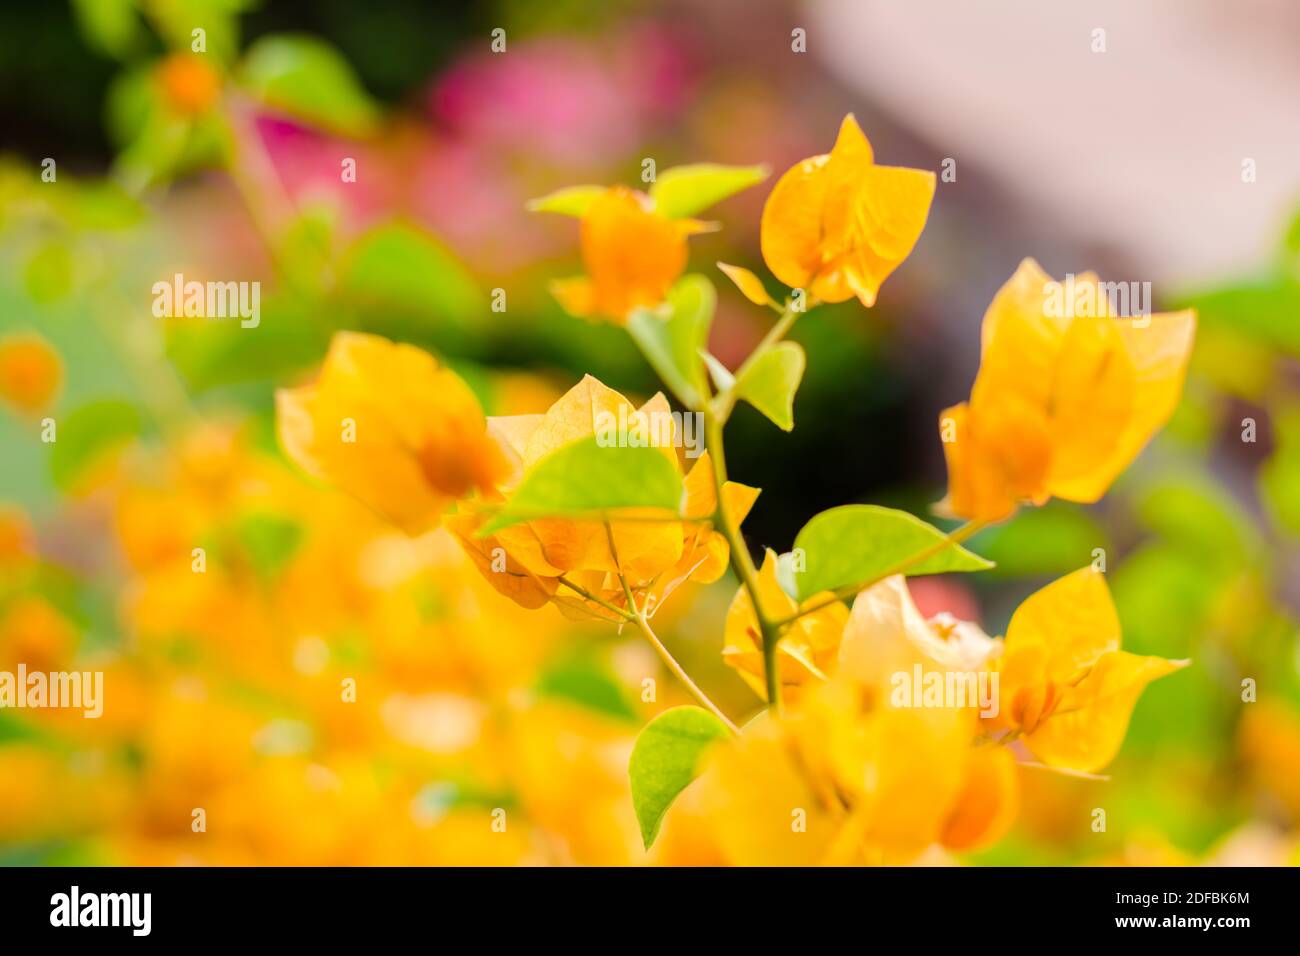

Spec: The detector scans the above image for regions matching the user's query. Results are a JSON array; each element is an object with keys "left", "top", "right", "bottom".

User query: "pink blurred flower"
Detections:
[
  {"left": 907, "top": 575, "right": 982, "bottom": 624},
  {"left": 428, "top": 28, "right": 690, "bottom": 168}
]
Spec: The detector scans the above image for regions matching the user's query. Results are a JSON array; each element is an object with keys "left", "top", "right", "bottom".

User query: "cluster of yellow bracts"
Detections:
[{"left": 272, "top": 115, "right": 1196, "bottom": 864}]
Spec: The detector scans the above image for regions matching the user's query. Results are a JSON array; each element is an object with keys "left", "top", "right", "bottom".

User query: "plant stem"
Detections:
[
  {"left": 565, "top": 553, "right": 738, "bottom": 734},
  {"left": 556, "top": 575, "right": 635, "bottom": 623},
  {"left": 629, "top": 606, "right": 739, "bottom": 734},
  {"left": 713, "top": 299, "right": 805, "bottom": 421},
  {"left": 703, "top": 408, "right": 784, "bottom": 714}
]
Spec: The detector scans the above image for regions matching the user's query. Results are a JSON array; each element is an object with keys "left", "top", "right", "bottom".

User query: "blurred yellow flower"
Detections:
[
  {"left": 993, "top": 567, "right": 1187, "bottom": 773},
  {"left": 549, "top": 186, "right": 704, "bottom": 323},
  {"left": 277, "top": 332, "right": 508, "bottom": 534},
  {"left": 760, "top": 114, "right": 934, "bottom": 307},
  {"left": 940, "top": 745, "right": 1020, "bottom": 851},
  {"left": 696, "top": 679, "right": 973, "bottom": 865},
  {"left": 939, "top": 259, "right": 1196, "bottom": 523},
  {"left": 0, "top": 331, "right": 62, "bottom": 416}
]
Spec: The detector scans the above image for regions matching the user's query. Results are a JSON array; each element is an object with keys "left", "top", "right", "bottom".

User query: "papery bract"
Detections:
[
  {"left": 760, "top": 114, "right": 934, "bottom": 308},
  {"left": 993, "top": 567, "right": 1188, "bottom": 773},
  {"left": 276, "top": 332, "right": 508, "bottom": 534},
  {"left": 939, "top": 259, "right": 1196, "bottom": 523}
]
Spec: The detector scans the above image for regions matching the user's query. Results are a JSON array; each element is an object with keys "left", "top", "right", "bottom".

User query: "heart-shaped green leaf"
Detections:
[
  {"left": 733, "top": 341, "right": 804, "bottom": 431},
  {"left": 627, "top": 274, "right": 716, "bottom": 409},
  {"left": 792, "top": 504, "right": 992, "bottom": 600},
  {"left": 629, "top": 706, "right": 729, "bottom": 849}
]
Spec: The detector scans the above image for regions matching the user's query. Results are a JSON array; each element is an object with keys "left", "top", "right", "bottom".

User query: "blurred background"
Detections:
[{"left": 1, "top": 0, "right": 1298, "bottom": 865}]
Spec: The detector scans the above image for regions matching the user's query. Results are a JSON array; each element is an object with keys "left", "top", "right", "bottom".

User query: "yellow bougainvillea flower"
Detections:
[
  {"left": 449, "top": 374, "right": 758, "bottom": 619},
  {"left": 939, "top": 259, "right": 1196, "bottom": 523},
  {"left": 940, "top": 745, "right": 1020, "bottom": 852},
  {"left": 722, "top": 550, "right": 848, "bottom": 700},
  {"left": 838, "top": 574, "right": 1001, "bottom": 687},
  {"left": 0, "top": 331, "right": 62, "bottom": 416},
  {"left": 696, "top": 678, "right": 974, "bottom": 865},
  {"left": 993, "top": 567, "right": 1187, "bottom": 773},
  {"left": 277, "top": 332, "right": 508, "bottom": 534},
  {"left": 832, "top": 576, "right": 1018, "bottom": 854},
  {"left": 760, "top": 114, "right": 935, "bottom": 307},
  {"left": 548, "top": 186, "right": 709, "bottom": 323},
  {"left": 156, "top": 53, "right": 222, "bottom": 116}
]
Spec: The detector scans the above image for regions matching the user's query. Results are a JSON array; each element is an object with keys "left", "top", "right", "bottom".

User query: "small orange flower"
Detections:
[
  {"left": 156, "top": 53, "right": 222, "bottom": 116},
  {"left": 0, "top": 331, "right": 62, "bottom": 416},
  {"left": 277, "top": 332, "right": 508, "bottom": 533},
  {"left": 939, "top": 259, "right": 1196, "bottom": 523},
  {"left": 760, "top": 114, "right": 935, "bottom": 307},
  {"left": 547, "top": 187, "right": 707, "bottom": 323},
  {"left": 0, "top": 504, "right": 36, "bottom": 576}
]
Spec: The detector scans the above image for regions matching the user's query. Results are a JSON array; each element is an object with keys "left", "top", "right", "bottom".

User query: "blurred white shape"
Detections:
[
  {"left": 811, "top": 0, "right": 1300, "bottom": 284},
  {"left": 381, "top": 692, "right": 484, "bottom": 754}
]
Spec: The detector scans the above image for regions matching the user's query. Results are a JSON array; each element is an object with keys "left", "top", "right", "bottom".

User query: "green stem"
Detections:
[
  {"left": 574, "top": 538, "right": 738, "bottom": 733},
  {"left": 713, "top": 298, "right": 806, "bottom": 421},
  {"left": 703, "top": 408, "right": 783, "bottom": 714}
]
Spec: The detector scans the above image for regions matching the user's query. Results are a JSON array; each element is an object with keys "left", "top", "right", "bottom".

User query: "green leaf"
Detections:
[
  {"left": 71, "top": 0, "right": 143, "bottom": 60},
  {"left": 480, "top": 437, "right": 683, "bottom": 535},
  {"left": 338, "top": 222, "right": 484, "bottom": 343},
  {"left": 536, "top": 651, "right": 638, "bottom": 722},
  {"left": 733, "top": 341, "right": 804, "bottom": 431},
  {"left": 974, "top": 503, "right": 1110, "bottom": 578},
  {"left": 792, "top": 504, "right": 992, "bottom": 600},
  {"left": 627, "top": 274, "right": 715, "bottom": 408},
  {"left": 526, "top": 185, "right": 605, "bottom": 217},
  {"left": 240, "top": 34, "right": 381, "bottom": 137},
  {"left": 1178, "top": 279, "right": 1300, "bottom": 356},
  {"left": 649, "top": 163, "right": 769, "bottom": 219},
  {"left": 629, "top": 706, "right": 729, "bottom": 849},
  {"left": 49, "top": 400, "right": 142, "bottom": 490}
]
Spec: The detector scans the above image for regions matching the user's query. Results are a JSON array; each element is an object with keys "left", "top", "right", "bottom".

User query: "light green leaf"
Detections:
[
  {"left": 480, "top": 437, "right": 683, "bottom": 535},
  {"left": 71, "top": 0, "right": 143, "bottom": 59},
  {"left": 240, "top": 35, "right": 381, "bottom": 137},
  {"left": 536, "top": 651, "right": 638, "bottom": 722},
  {"left": 792, "top": 504, "right": 993, "bottom": 600},
  {"left": 338, "top": 221, "right": 484, "bottom": 337},
  {"left": 629, "top": 706, "right": 729, "bottom": 849},
  {"left": 649, "top": 163, "right": 769, "bottom": 219},
  {"left": 526, "top": 185, "right": 605, "bottom": 217},
  {"left": 627, "top": 274, "right": 715, "bottom": 408},
  {"left": 49, "top": 401, "right": 143, "bottom": 491},
  {"left": 733, "top": 341, "right": 804, "bottom": 431}
]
